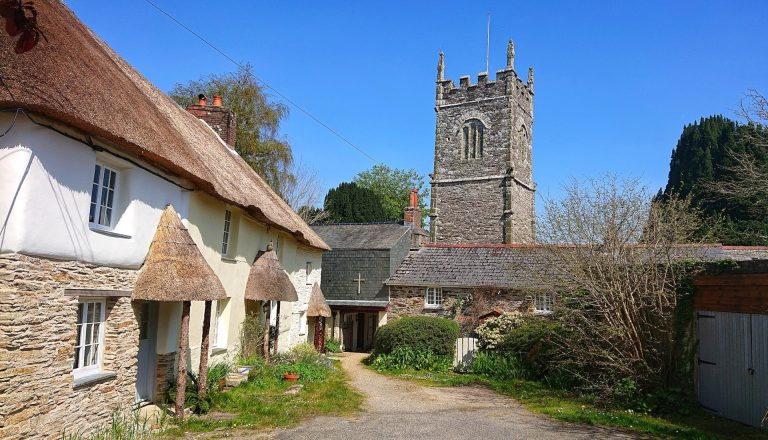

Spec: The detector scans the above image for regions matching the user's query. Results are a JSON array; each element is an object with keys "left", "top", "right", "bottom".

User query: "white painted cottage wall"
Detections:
[{"left": 0, "top": 115, "right": 188, "bottom": 268}]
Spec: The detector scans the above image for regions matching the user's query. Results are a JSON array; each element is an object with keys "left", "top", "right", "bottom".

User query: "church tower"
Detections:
[{"left": 429, "top": 40, "right": 536, "bottom": 244}]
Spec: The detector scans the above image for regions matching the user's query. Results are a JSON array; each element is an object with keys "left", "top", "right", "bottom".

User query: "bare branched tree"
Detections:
[
  {"left": 281, "top": 159, "right": 329, "bottom": 225},
  {"left": 703, "top": 90, "right": 768, "bottom": 208},
  {"left": 537, "top": 175, "right": 703, "bottom": 393}
]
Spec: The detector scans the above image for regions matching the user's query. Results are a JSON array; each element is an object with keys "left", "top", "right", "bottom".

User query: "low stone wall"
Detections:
[
  {"left": 154, "top": 351, "right": 176, "bottom": 403},
  {"left": 0, "top": 254, "right": 138, "bottom": 439}
]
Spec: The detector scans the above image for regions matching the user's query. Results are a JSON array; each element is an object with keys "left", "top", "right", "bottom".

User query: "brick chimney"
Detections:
[
  {"left": 403, "top": 189, "right": 422, "bottom": 228},
  {"left": 186, "top": 94, "right": 237, "bottom": 149}
]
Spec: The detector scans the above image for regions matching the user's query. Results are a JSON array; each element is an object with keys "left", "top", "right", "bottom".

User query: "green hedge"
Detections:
[{"left": 372, "top": 316, "right": 459, "bottom": 357}]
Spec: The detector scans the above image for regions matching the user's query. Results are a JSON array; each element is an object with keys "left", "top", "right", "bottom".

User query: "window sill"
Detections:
[
  {"left": 89, "top": 224, "right": 131, "bottom": 239},
  {"left": 220, "top": 256, "right": 237, "bottom": 263},
  {"left": 211, "top": 347, "right": 228, "bottom": 356},
  {"left": 533, "top": 310, "right": 553, "bottom": 316},
  {"left": 424, "top": 305, "right": 443, "bottom": 310},
  {"left": 73, "top": 371, "right": 117, "bottom": 389}
]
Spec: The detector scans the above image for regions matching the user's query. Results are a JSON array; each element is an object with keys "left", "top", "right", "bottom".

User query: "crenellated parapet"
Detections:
[{"left": 435, "top": 40, "right": 533, "bottom": 109}]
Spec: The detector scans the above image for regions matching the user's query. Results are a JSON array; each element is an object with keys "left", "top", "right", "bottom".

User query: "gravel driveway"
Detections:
[{"left": 275, "top": 352, "right": 635, "bottom": 440}]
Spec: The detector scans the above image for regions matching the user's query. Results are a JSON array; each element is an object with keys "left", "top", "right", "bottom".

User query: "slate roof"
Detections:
[
  {"left": 312, "top": 223, "right": 413, "bottom": 250},
  {"left": 386, "top": 244, "right": 768, "bottom": 289}
]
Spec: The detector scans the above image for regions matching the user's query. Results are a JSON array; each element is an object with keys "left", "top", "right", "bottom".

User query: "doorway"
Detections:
[{"left": 136, "top": 302, "right": 158, "bottom": 403}]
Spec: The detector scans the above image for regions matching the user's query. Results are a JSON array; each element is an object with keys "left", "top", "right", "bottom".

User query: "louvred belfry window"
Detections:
[{"left": 462, "top": 119, "right": 484, "bottom": 160}]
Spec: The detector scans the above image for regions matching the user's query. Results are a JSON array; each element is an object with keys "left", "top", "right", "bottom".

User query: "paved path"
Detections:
[{"left": 275, "top": 352, "right": 636, "bottom": 440}]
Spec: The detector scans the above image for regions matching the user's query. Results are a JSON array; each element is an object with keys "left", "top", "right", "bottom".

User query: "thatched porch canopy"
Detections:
[
  {"left": 244, "top": 247, "right": 298, "bottom": 302},
  {"left": 307, "top": 283, "right": 332, "bottom": 317},
  {"left": 134, "top": 205, "right": 227, "bottom": 302}
]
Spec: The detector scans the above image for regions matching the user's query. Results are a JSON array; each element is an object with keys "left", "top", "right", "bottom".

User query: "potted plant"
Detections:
[{"left": 282, "top": 371, "right": 300, "bottom": 384}]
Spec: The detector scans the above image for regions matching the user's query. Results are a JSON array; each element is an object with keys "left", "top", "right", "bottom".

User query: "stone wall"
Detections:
[
  {"left": 430, "top": 55, "right": 535, "bottom": 245},
  {"left": 154, "top": 351, "right": 176, "bottom": 403},
  {"left": 389, "top": 285, "right": 534, "bottom": 332},
  {"left": 0, "top": 254, "right": 139, "bottom": 439}
]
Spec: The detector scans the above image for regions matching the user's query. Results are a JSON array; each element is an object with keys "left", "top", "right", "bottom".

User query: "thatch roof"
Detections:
[
  {"left": 244, "top": 247, "right": 298, "bottom": 302},
  {"left": 0, "top": 1, "right": 328, "bottom": 251},
  {"left": 134, "top": 205, "right": 227, "bottom": 301},
  {"left": 307, "top": 283, "right": 332, "bottom": 317}
]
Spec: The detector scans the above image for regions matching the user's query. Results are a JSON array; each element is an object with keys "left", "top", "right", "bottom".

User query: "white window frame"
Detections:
[
  {"left": 89, "top": 163, "right": 118, "bottom": 229},
  {"left": 424, "top": 287, "right": 443, "bottom": 309},
  {"left": 211, "top": 299, "right": 229, "bottom": 349},
  {"left": 533, "top": 292, "right": 554, "bottom": 315},
  {"left": 72, "top": 298, "right": 106, "bottom": 379},
  {"left": 221, "top": 210, "right": 232, "bottom": 256}
]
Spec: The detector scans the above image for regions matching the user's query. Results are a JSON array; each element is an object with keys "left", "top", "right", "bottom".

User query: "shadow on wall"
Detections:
[{"left": 0, "top": 148, "right": 33, "bottom": 250}]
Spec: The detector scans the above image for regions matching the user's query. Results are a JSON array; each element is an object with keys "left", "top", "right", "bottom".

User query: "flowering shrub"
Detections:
[{"left": 475, "top": 311, "right": 524, "bottom": 350}]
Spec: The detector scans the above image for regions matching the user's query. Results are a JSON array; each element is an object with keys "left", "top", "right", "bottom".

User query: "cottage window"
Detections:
[
  {"left": 73, "top": 298, "right": 106, "bottom": 379},
  {"left": 533, "top": 293, "right": 554, "bottom": 314},
  {"left": 299, "top": 311, "right": 308, "bottom": 335},
  {"left": 462, "top": 120, "right": 484, "bottom": 160},
  {"left": 221, "top": 210, "right": 232, "bottom": 256},
  {"left": 211, "top": 299, "right": 229, "bottom": 349},
  {"left": 425, "top": 287, "right": 443, "bottom": 308},
  {"left": 306, "top": 262, "right": 313, "bottom": 285},
  {"left": 89, "top": 164, "right": 118, "bottom": 228}
]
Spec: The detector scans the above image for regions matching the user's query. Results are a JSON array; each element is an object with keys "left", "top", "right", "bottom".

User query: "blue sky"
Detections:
[{"left": 68, "top": 0, "right": 768, "bottom": 208}]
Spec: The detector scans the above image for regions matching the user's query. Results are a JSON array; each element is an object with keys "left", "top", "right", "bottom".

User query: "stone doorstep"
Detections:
[{"left": 225, "top": 372, "right": 248, "bottom": 388}]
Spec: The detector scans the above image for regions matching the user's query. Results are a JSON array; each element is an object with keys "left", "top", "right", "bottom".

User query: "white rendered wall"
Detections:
[
  {"left": 184, "top": 192, "right": 323, "bottom": 370},
  {"left": 0, "top": 115, "right": 188, "bottom": 268}
]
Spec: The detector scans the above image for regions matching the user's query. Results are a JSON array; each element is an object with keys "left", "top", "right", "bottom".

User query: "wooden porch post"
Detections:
[
  {"left": 262, "top": 301, "right": 270, "bottom": 362},
  {"left": 314, "top": 316, "right": 326, "bottom": 352},
  {"left": 274, "top": 301, "right": 281, "bottom": 353},
  {"left": 176, "top": 300, "right": 191, "bottom": 422},
  {"left": 198, "top": 300, "right": 212, "bottom": 395}
]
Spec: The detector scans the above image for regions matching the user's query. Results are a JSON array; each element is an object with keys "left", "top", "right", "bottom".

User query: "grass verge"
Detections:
[
  {"left": 372, "top": 368, "right": 766, "bottom": 440},
  {"left": 162, "top": 361, "right": 362, "bottom": 436}
]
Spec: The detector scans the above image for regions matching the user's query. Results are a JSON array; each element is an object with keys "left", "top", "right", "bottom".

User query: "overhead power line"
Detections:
[{"left": 143, "top": 0, "right": 378, "bottom": 164}]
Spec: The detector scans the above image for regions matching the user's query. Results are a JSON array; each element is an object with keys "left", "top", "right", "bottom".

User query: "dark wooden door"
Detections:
[{"left": 356, "top": 313, "right": 365, "bottom": 351}]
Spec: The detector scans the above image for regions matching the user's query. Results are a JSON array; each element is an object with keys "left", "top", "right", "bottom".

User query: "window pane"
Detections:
[
  {"left": 83, "top": 345, "right": 92, "bottom": 367},
  {"left": 73, "top": 346, "right": 80, "bottom": 369},
  {"left": 77, "top": 303, "right": 84, "bottom": 324},
  {"left": 89, "top": 167, "right": 100, "bottom": 223}
]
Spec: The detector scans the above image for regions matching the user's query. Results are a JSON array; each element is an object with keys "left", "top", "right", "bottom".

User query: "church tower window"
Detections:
[{"left": 462, "top": 119, "right": 484, "bottom": 160}]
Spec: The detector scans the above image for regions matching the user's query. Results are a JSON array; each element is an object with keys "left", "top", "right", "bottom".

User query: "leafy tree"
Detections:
[
  {"left": 323, "top": 182, "right": 389, "bottom": 223},
  {"left": 169, "top": 64, "right": 294, "bottom": 195},
  {"left": 353, "top": 164, "right": 429, "bottom": 223},
  {"left": 662, "top": 114, "right": 768, "bottom": 245}
]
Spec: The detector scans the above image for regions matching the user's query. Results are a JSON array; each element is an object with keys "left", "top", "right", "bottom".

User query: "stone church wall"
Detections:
[{"left": 0, "top": 254, "right": 139, "bottom": 439}]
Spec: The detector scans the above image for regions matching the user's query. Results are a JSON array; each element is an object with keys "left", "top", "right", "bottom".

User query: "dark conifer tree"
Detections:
[{"left": 663, "top": 115, "right": 768, "bottom": 245}]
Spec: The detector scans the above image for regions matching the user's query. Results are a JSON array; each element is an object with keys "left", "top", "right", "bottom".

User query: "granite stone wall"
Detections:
[
  {"left": 430, "top": 60, "right": 535, "bottom": 244},
  {"left": 0, "top": 254, "right": 139, "bottom": 439}
]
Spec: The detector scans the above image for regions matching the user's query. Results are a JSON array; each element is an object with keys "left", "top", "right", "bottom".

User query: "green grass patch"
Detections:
[
  {"left": 162, "top": 361, "right": 362, "bottom": 436},
  {"left": 371, "top": 367, "right": 766, "bottom": 440}
]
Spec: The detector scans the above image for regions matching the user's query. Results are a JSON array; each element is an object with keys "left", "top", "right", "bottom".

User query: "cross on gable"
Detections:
[{"left": 352, "top": 273, "right": 366, "bottom": 295}]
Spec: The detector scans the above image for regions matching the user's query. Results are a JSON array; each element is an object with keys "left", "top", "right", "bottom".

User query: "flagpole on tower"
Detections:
[{"left": 485, "top": 14, "right": 491, "bottom": 73}]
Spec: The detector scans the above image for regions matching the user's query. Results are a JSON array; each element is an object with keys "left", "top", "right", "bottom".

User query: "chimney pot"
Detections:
[
  {"left": 197, "top": 94, "right": 207, "bottom": 106},
  {"left": 213, "top": 95, "right": 223, "bottom": 107},
  {"left": 409, "top": 189, "right": 418, "bottom": 208}
]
